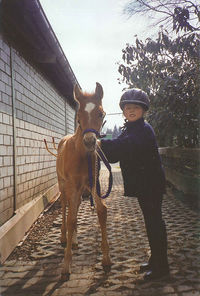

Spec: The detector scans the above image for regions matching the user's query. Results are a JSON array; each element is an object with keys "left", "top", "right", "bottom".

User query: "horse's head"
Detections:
[{"left": 74, "top": 82, "right": 105, "bottom": 152}]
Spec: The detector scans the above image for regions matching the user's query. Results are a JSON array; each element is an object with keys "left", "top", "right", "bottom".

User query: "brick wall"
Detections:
[
  {"left": 0, "top": 38, "right": 76, "bottom": 225},
  {"left": 0, "top": 38, "right": 14, "bottom": 225}
]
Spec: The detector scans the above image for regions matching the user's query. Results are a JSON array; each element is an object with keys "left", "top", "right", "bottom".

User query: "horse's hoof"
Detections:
[
  {"left": 61, "top": 272, "right": 70, "bottom": 281},
  {"left": 72, "top": 243, "right": 78, "bottom": 250},
  {"left": 103, "top": 264, "right": 111, "bottom": 273},
  {"left": 60, "top": 238, "right": 67, "bottom": 247},
  {"left": 102, "top": 257, "right": 112, "bottom": 273},
  {"left": 61, "top": 242, "right": 67, "bottom": 247}
]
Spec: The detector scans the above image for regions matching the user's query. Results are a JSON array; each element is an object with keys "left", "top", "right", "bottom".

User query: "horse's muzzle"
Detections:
[{"left": 83, "top": 132, "right": 96, "bottom": 152}]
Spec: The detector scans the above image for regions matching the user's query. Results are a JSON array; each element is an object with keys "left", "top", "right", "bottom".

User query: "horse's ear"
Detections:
[
  {"left": 73, "top": 84, "right": 82, "bottom": 102},
  {"left": 95, "top": 82, "right": 103, "bottom": 100}
]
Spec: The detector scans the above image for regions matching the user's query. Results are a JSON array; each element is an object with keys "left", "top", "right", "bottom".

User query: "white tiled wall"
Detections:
[{"left": 0, "top": 39, "right": 75, "bottom": 225}]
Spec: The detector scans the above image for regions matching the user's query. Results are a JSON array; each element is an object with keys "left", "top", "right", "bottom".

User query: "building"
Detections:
[{"left": 0, "top": 0, "right": 78, "bottom": 234}]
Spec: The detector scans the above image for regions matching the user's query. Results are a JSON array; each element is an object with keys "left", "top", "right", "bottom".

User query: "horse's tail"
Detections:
[
  {"left": 52, "top": 137, "right": 58, "bottom": 151},
  {"left": 44, "top": 137, "right": 57, "bottom": 157}
]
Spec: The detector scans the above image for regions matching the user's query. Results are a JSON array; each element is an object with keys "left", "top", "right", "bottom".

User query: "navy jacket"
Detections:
[{"left": 101, "top": 118, "right": 166, "bottom": 198}]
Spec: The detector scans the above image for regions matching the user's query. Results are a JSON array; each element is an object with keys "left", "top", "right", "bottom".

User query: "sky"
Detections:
[{"left": 39, "top": 0, "right": 155, "bottom": 129}]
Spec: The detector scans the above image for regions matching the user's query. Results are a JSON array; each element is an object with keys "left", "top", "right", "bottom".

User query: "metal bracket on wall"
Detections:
[{"left": 10, "top": 46, "right": 17, "bottom": 214}]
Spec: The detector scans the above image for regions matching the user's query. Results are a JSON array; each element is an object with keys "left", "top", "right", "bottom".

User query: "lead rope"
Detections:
[
  {"left": 92, "top": 152, "right": 98, "bottom": 209},
  {"left": 87, "top": 144, "right": 113, "bottom": 208},
  {"left": 96, "top": 145, "right": 113, "bottom": 199},
  {"left": 87, "top": 152, "right": 94, "bottom": 207},
  {"left": 87, "top": 152, "right": 99, "bottom": 209}
]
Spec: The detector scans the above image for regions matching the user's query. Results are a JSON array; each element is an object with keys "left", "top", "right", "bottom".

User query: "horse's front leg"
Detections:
[{"left": 95, "top": 197, "right": 111, "bottom": 270}]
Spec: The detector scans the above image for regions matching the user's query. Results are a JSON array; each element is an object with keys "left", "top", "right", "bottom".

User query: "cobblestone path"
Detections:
[{"left": 0, "top": 167, "right": 200, "bottom": 296}]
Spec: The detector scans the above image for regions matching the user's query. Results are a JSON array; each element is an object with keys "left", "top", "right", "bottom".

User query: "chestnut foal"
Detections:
[{"left": 56, "top": 83, "right": 111, "bottom": 279}]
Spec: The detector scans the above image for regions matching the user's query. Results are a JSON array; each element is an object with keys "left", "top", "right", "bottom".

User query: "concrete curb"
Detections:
[{"left": 0, "top": 183, "right": 59, "bottom": 264}]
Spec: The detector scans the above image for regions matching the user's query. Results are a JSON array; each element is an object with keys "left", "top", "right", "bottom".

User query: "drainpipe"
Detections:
[
  {"left": 10, "top": 46, "right": 17, "bottom": 213},
  {"left": 65, "top": 101, "right": 67, "bottom": 135}
]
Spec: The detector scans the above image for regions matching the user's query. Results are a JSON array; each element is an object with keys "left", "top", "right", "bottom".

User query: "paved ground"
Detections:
[{"left": 0, "top": 166, "right": 200, "bottom": 296}]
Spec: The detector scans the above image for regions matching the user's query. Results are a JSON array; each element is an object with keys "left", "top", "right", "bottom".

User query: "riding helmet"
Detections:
[{"left": 119, "top": 88, "right": 150, "bottom": 111}]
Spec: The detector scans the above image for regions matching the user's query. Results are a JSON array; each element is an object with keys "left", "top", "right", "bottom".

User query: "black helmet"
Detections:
[{"left": 119, "top": 88, "right": 150, "bottom": 111}]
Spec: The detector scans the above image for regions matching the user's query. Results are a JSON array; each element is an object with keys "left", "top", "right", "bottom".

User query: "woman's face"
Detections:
[{"left": 123, "top": 103, "right": 145, "bottom": 122}]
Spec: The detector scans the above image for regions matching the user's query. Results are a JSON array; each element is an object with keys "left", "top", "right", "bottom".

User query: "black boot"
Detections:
[
  {"left": 144, "top": 268, "right": 170, "bottom": 281},
  {"left": 139, "top": 263, "right": 151, "bottom": 273}
]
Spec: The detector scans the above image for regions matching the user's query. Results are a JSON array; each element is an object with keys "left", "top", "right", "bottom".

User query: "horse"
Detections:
[{"left": 46, "top": 82, "right": 111, "bottom": 280}]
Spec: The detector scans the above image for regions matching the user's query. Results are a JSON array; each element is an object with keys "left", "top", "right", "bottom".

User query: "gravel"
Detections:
[{"left": 8, "top": 199, "right": 62, "bottom": 261}]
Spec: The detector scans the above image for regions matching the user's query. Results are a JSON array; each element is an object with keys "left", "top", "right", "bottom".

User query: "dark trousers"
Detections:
[{"left": 138, "top": 196, "right": 169, "bottom": 273}]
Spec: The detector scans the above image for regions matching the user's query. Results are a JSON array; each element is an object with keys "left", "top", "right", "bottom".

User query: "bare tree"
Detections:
[{"left": 124, "top": 0, "right": 200, "bottom": 34}]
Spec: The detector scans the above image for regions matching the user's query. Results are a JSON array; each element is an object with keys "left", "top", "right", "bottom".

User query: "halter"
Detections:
[
  {"left": 82, "top": 128, "right": 100, "bottom": 137},
  {"left": 78, "top": 118, "right": 107, "bottom": 138}
]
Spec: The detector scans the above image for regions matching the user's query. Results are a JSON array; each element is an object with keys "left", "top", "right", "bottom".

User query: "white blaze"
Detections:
[
  {"left": 85, "top": 102, "right": 95, "bottom": 121},
  {"left": 85, "top": 102, "right": 95, "bottom": 113}
]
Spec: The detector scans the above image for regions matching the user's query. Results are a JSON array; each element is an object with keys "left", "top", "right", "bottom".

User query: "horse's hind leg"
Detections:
[
  {"left": 71, "top": 197, "right": 81, "bottom": 248},
  {"left": 96, "top": 198, "right": 111, "bottom": 270},
  {"left": 58, "top": 179, "right": 68, "bottom": 246},
  {"left": 62, "top": 195, "right": 79, "bottom": 279},
  {"left": 60, "top": 194, "right": 79, "bottom": 248},
  {"left": 60, "top": 196, "right": 67, "bottom": 247}
]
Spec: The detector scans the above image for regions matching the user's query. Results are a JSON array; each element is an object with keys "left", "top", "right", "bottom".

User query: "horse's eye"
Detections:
[{"left": 99, "top": 112, "right": 105, "bottom": 119}]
